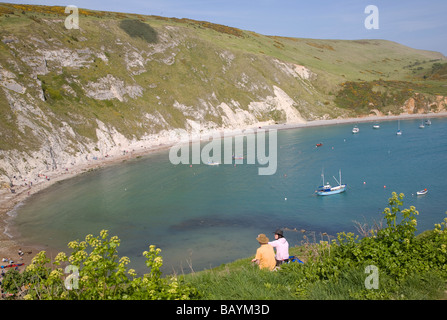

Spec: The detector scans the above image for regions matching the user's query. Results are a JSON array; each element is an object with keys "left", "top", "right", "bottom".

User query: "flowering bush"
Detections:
[
  {"left": 7, "top": 230, "right": 198, "bottom": 300},
  {"left": 329, "top": 193, "right": 447, "bottom": 280}
]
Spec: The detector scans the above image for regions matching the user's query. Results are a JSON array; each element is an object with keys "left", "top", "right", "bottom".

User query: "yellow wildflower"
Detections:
[
  {"left": 100, "top": 230, "right": 108, "bottom": 239},
  {"left": 55, "top": 252, "right": 68, "bottom": 263},
  {"left": 119, "top": 256, "right": 130, "bottom": 265}
]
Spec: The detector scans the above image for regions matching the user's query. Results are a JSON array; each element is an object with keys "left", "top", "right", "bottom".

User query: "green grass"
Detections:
[
  {"left": 305, "top": 267, "right": 446, "bottom": 300},
  {"left": 184, "top": 240, "right": 447, "bottom": 300},
  {"left": 184, "top": 250, "right": 302, "bottom": 300},
  {"left": 183, "top": 249, "right": 447, "bottom": 300},
  {"left": 189, "top": 265, "right": 297, "bottom": 300}
]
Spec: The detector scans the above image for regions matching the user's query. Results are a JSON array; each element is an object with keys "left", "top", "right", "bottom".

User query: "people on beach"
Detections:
[
  {"left": 268, "top": 229, "right": 289, "bottom": 266},
  {"left": 251, "top": 234, "right": 276, "bottom": 271}
]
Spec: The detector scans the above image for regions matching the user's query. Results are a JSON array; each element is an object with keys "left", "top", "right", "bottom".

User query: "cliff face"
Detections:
[{"left": 0, "top": 4, "right": 446, "bottom": 184}]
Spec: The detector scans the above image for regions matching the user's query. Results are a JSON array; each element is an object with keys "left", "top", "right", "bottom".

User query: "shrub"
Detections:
[
  {"left": 119, "top": 19, "right": 158, "bottom": 43},
  {"left": 334, "top": 80, "right": 418, "bottom": 114},
  {"left": 6, "top": 230, "right": 198, "bottom": 300}
]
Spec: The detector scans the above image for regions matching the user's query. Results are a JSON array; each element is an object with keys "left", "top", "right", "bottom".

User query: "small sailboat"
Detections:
[
  {"left": 396, "top": 120, "right": 402, "bottom": 135},
  {"left": 373, "top": 123, "right": 380, "bottom": 129},
  {"left": 352, "top": 126, "right": 359, "bottom": 134},
  {"left": 419, "top": 120, "right": 425, "bottom": 129},
  {"left": 206, "top": 158, "right": 220, "bottom": 166},
  {"left": 425, "top": 119, "right": 431, "bottom": 125},
  {"left": 417, "top": 188, "right": 428, "bottom": 195},
  {"left": 316, "top": 169, "right": 347, "bottom": 196}
]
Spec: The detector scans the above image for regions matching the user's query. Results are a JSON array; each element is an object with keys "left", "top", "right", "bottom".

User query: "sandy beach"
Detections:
[{"left": 1, "top": 111, "right": 446, "bottom": 270}]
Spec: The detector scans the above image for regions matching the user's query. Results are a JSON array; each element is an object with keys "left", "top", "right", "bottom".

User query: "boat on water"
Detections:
[
  {"left": 316, "top": 143, "right": 323, "bottom": 147},
  {"left": 419, "top": 120, "right": 425, "bottom": 129},
  {"left": 352, "top": 126, "right": 359, "bottom": 134},
  {"left": 396, "top": 120, "right": 402, "bottom": 135},
  {"left": 206, "top": 159, "right": 220, "bottom": 166},
  {"left": 417, "top": 188, "right": 428, "bottom": 195},
  {"left": 425, "top": 119, "right": 431, "bottom": 125},
  {"left": 373, "top": 123, "right": 380, "bottom": 129},
  {"left": 316, "top": 170, "right": 347, "bottom": 196}
]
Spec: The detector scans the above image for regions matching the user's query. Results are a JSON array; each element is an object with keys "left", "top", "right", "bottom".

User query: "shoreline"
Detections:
[{"left": 1, "top": 111, "right": 446, "bottom": 268}]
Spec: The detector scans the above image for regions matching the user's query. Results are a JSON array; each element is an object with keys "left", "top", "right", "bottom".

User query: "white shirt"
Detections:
[{"left": 268, "top": 237, "right": 289, "bottom": 260}]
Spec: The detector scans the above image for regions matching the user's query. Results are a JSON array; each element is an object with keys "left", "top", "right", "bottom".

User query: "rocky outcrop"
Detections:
[
  {"left": 402, "top": 93, "right": 447, "bottom": 114},
  {"left": 84, "top": 75, "right": 143, "bottom": 101}
]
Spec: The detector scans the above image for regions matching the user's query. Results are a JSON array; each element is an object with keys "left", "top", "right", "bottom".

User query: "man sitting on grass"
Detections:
[{"left": 251, "top": 234, "right": 276, "bottom": 271}]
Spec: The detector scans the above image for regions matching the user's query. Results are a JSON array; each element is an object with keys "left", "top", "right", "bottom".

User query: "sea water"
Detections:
[{"left": 9, "top": 118, "right": 447, "bottom": 274}]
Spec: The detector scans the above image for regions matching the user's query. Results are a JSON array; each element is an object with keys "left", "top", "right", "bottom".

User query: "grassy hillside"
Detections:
[{"left": 0, "top": 3, "right": 446, "bottom": 179}]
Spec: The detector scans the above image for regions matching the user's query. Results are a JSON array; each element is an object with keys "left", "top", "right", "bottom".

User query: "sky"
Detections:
[{"left": 5, "top": 0, "right": 447, "bottom": 56}]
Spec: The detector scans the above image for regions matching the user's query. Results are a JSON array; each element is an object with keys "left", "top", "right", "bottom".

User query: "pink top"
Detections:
[{"left": 268, "top": 238, "right": 289, "bottom": 260}]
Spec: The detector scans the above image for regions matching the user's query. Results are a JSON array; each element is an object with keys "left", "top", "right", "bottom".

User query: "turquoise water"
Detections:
[{"left": 9, "top": 118, "right": 447, "bottom": 274}]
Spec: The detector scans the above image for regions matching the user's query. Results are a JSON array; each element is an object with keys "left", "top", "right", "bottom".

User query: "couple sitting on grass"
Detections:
[{"left": 251, "top": 229, "right": 289, "bottom": 271}]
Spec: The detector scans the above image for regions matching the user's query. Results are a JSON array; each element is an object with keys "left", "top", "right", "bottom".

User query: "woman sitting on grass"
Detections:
[{"left": 268, "top": 229, "right": 289, "bottom": 266}]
